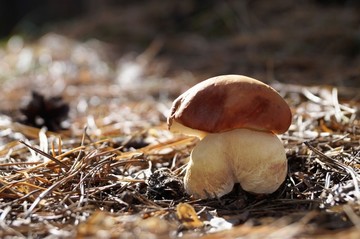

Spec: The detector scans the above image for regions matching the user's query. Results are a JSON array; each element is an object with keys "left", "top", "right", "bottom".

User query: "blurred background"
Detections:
[{"left": 1, "top": 0, "right": 360, "bottom": 87}]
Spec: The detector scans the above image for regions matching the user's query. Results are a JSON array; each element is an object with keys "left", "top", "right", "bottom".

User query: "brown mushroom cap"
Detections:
[{"left": 168, "top": 75, "right": 292, "bottom": 134}]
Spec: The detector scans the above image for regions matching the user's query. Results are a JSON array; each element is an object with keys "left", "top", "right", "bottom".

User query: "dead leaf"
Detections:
[{"left": 176, "top": 202, "right": 204, "bottom": 229}]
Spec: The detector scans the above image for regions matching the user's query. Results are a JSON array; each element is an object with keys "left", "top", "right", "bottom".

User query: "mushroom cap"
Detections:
[{"left": 168, "top": 75, "right": 292, "bottom": 134}]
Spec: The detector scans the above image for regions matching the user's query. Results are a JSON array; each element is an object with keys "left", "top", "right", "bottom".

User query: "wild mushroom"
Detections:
[{"left": 167, "top": 75, "right": 292, "bottom": 199}]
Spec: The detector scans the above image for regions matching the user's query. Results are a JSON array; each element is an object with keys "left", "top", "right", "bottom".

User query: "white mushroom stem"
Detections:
[{"left": 184, "top": 128, "right": 288, "bottom": 199}]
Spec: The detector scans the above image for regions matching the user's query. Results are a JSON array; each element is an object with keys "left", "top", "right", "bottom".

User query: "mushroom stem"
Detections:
[
  {"left": 184, "top": 128, "right": 288, "bottom": 199},
  {"left": 184, "top": 135, "right": 235, "bottom": 199}
]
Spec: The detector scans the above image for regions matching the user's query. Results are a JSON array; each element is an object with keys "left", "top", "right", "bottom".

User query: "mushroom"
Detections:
[{"left": 167, "top": 75, "right": 292, "bottom": 199}]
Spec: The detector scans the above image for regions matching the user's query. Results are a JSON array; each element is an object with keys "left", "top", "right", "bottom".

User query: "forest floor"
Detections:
[{"left": 0, "top": 1, "right": 360, "bottom": 238}]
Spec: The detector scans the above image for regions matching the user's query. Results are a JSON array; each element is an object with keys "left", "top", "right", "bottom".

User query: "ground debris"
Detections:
[
  {"left": 18, "top": 91, "right": 70, "bottom": 131},
  {"left": 0, "top": 32, "right": 359, "bottom": 238},
  {"left": 146, "top": 168, "right": 185, "bottom": 200},
  {"left": 176, "top": 203, "right": 204, "bottom": 229}
]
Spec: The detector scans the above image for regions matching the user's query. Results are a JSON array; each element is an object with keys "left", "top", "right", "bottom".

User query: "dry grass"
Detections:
[{"left": 0, "top": 33, "right": 359, "bottom": 238}]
